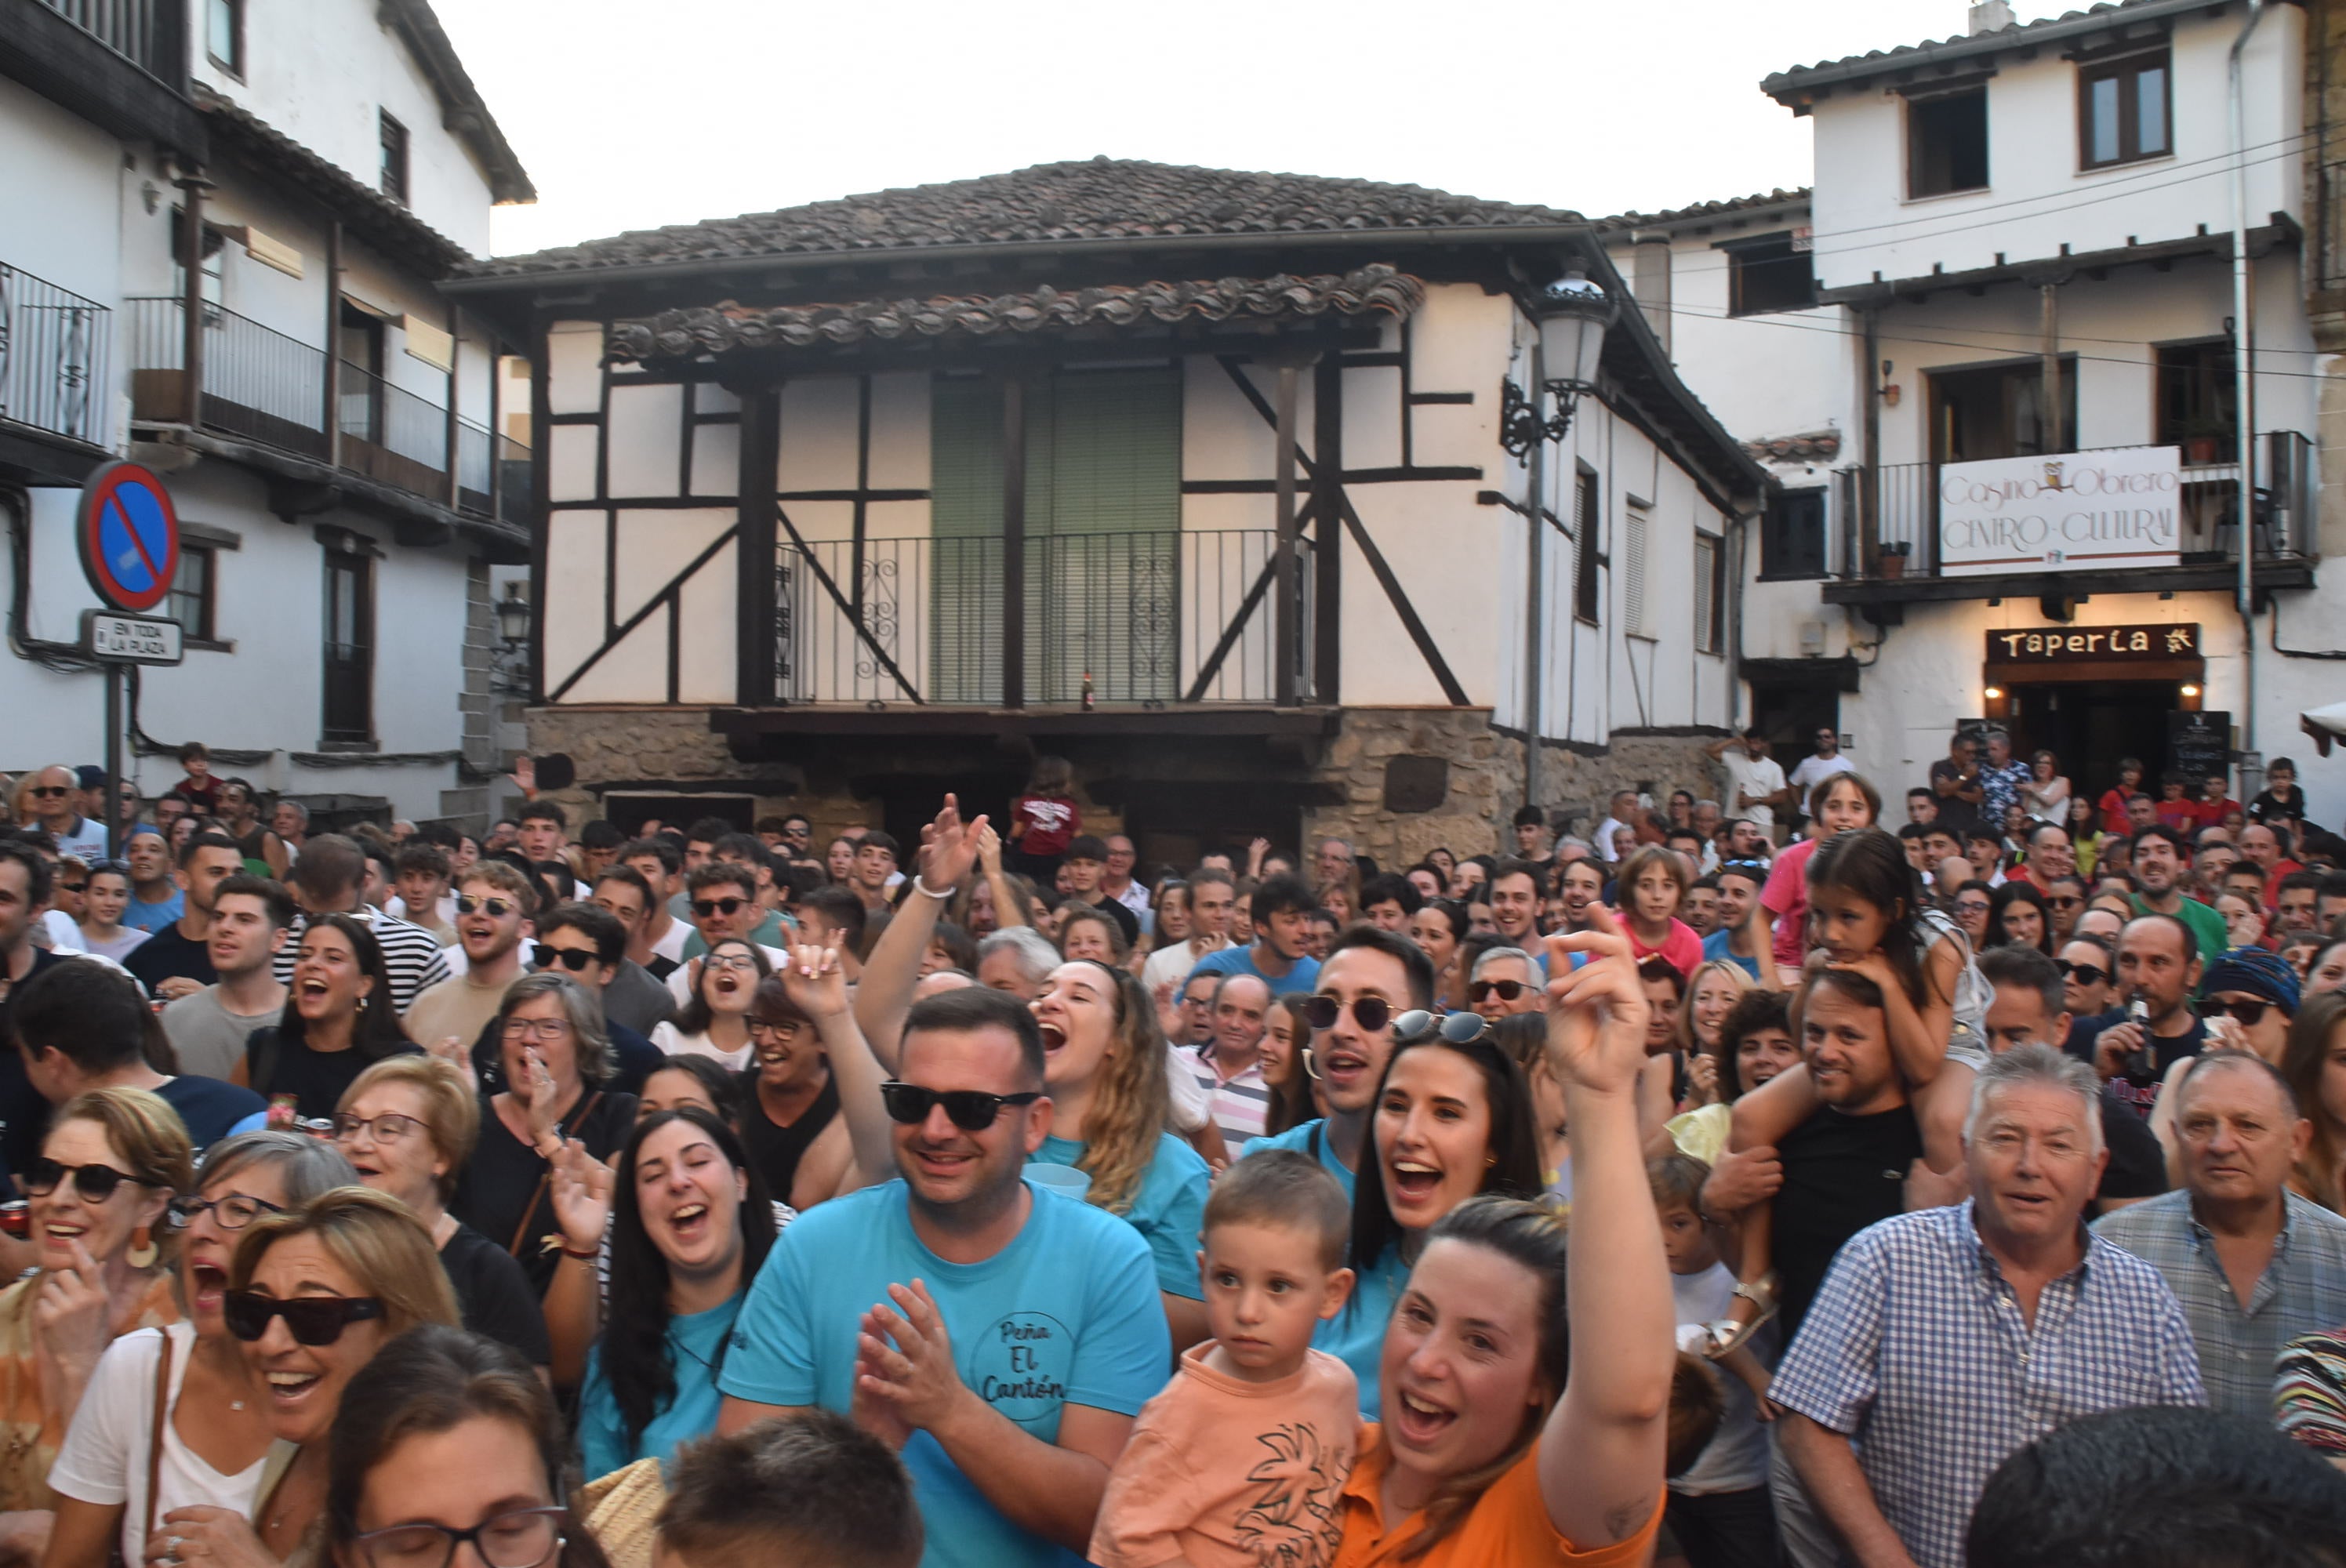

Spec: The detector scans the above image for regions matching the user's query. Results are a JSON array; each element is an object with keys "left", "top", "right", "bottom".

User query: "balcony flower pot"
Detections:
[
  {"left": 1879, "top": 553, "right": 1906, "bottom": 580},
  {"left": 2184, "top": 436, "right": 2220, "bottom": 466}
]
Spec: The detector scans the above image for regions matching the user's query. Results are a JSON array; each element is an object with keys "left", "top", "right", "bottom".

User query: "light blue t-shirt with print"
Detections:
[
  {"left": 1031, "top": 1131, "right": 1210, "bottom": 1301},
  {"left": 1183, "top": 945, "right": 1320, "bottom": 998},
  {"left": 1241, "top": 1118, "right": 1356, "bottom": 1202},
  {"left": 719, "top": 1178, "right": 1170, "bottom": 1568},
  {"left": 576, "top": 1296, "right": 741, "bottom": 1479},
  {"left": 1314, "top": 1247, "right": 1407, "bottom": 1419}
]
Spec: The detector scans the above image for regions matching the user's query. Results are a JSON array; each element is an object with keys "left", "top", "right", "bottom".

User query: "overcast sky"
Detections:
[{"left": 438, "top": 1, "right": 2083, "bottom": 259}]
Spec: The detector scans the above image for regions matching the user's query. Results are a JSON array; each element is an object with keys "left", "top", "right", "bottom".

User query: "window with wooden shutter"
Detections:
[
  {"left": 1573, "top": 466, "right": 1602, "bottom": 626},
  {"left": 1694, "top": 534, "right": 1724, "bottom": 655},
  {"left": 1624, "top": 501, "right": 1650, "bottom": 636}
]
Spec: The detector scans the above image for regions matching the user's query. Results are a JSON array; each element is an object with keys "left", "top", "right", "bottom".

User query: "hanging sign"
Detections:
[
  {"left": 1985, "top": 623, "right": 2200, "bottom": 664},
  {"left": 1937, "top": 446, "right": 2182, "bottom": 577},
  {"left": 80, "top": 610, "right": 183, "bottom": 665},
  {"left": 76, "top": 461, "right": 180, "bottom": 613}
]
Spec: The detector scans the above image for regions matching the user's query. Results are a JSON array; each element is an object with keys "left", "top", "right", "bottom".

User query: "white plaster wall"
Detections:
[
  {"left": 0, "top": 76, "right": 127, "bottom": 310},
  {"left": 189, "top": 0, "right": 499, "bottom": 255},
  {"left": 1806, "top": 6, "right": 2302, "bottom": 292}
]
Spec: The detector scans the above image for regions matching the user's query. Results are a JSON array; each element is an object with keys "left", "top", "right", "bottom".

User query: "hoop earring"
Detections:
[{"left": 127, "top": 1226, "right": 157, "bottom": 1270}]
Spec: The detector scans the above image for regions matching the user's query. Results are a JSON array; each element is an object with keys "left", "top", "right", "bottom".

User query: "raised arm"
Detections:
[
  {"left": 853, "top": 796, "right": 988, "bottom": 1073},
  {"left": 975, "top": 824, "right": 1029, "bottom": 932},
  {"left": 1537, "top": 906, "right": 1672, "bottom": 1548},
  {"left": 781, "top": 942, "right": 896, "bottom": 1190}
]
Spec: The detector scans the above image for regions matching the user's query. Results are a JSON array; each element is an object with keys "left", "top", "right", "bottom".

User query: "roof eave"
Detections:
[{"left": 377, "top": 0, "right": 536, "bottom": 205}]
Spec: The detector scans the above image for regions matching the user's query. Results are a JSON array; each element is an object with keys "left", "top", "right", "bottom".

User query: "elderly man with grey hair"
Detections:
[
  {"left": 973, "top": 925, "right": 1058, "bottom": 1002},
  {"left": 1770, "top": 1045, "right": 2204, "bottom": 1568},
  {"left": 1468, "top": 946, "right": 1542, "bottom": 1021}
]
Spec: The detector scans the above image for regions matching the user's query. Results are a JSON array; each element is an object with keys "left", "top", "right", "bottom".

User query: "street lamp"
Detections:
[
  {"left": 495, "top": 581, "right": 532, "bottom": 648},
  {"left": 1500, "top": 270, "right": 1619, "bottom": 457}
]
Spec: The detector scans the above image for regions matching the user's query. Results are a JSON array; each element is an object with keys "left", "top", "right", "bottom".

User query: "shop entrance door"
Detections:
[{"left": 2006, "top": 681, "right": 2176, "bottom": 805}]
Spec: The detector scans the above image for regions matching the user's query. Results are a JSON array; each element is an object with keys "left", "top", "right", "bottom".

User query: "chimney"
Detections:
[
  {"left": 1629, "top": 234, "right": 1672, "bottom": 354},
  {"left": 1968, "top": 1, "right": 2014, "bottom": 34}
]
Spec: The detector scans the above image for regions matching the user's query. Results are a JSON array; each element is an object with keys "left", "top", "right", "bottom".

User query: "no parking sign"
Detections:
[{"left": 76, "top": 461, "right": 180, "bottom": 613}]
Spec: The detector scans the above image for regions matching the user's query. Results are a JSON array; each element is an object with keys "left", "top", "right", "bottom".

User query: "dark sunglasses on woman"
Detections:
[
  {"left": 2202, "top": 996, "right": 2275, "bottom": 1027},
  {"left": 223, "top": 1290, "right": 386, "bottom": 1345},
  {"left": 2055, "top": 960, "right": 2111, "bottom": 987},
  {"left": 23, "top": 1158, "right": 149, "bottom": 1203},
  {"left": 877, "top": 1081, "right": 1043, "bottom": 1132}
]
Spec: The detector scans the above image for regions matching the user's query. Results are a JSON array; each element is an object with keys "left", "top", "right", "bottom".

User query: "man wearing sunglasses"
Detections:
[
  {"left": 24, "top": 766, "right": 107, "bottom": 862},
  {"left": 1182, "top": 874, "right": 1320, "bottom": 1000},
  {"left": 1467, "top": 947, "right": 1542, "bottom": 1022},
  {"left": 1242, "top": 926, "right": 1435, "bottom": 1200},
  {"left": 719, "top": 985, "right": 1168, "bottom": 1567},
  {"left": 13, "top": 952, "right": 266, "bottom": 1152},
  {"left": 405, "top": 863, "right": 537, "bottom": 1055},
  {"left": 667, "top": 862, "right": 790, "bottom": 1007}
]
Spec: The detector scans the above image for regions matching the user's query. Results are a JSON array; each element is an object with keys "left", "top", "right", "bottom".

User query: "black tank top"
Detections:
[{"left": 739, "top": 1072, "right": 839, "bottom": 1203}]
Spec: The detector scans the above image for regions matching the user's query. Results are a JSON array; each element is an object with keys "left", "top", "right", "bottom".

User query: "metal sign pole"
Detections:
[{"left": 104, "top": 663, "right": 124, "bottom": 858}]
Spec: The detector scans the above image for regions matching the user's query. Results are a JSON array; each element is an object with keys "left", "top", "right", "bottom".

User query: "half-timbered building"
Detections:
[{"left": 448, "top": 160, "right": 1769, "bottom": 863}]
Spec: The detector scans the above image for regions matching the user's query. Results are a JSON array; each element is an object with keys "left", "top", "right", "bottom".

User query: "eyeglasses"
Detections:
[
  {"left": 454, "top": 895, "right": 518, "bottom": 918},
  {"left": 877, "top": 1081, "right": 1043, "bottom": 1131},
  {"left": 2055, "top": 960, "right": 2112, "bottom": 987},
  {"left": 223, "top": 1290, "right": 385, "bottom": 1345},
  {"left": 747, "top": 1017, "right": 807, "bottom": 1037},
  {"left": 500, "top": 1018, "right": 572, "bottom": 1042},
  {"left": 1467, "top": 979, "right": 1529, "bottom": 1005},
  {"left": 1956, "top": 900, "right": 1991, "bottom": 914},
  {"left": 23, "top": 1158, "right": 148, "bottom": 1203},
  {"left": 331, "top": 1112, "right": 427, "bottom": 1145},
  {"left": 167, "top": 1192, "right": 283, "bottom": 1231},
  {"left": 533, "top": 947, "right": 600, "bottom": 973},
  {"left": 2202, "top": 996, "right": 2275, "bottom": 1027},
  {"left": 1303, "top": 994, "right": 1393, "bottom": 1033},
  {"left": 702, "top": 953, "right": 759, "bottom": 973},
  {"left": 691, "top": 897, "right": 747, "bottom": 919},
  {"left": 355, "top": 1508, "right": 567, "bottom": 1568}
]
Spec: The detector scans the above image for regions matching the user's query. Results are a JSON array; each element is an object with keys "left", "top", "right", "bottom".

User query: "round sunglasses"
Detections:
[
  {"left": 23, "top": 1158, "right": 152, "bottom": 1203},
  {"left": 1302, "top": 994, "right": 1393, "bottom": 1033}
]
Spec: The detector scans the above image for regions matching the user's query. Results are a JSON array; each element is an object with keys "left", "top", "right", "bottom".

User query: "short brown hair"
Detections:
[
  {"left": 1646, "top": 1152, "right": 1709, "bottom": 1215},
  {"left": 337, "top": 1056, "right": 479, "bottom": 1204},
  {"left": 659, "top": 1410, "right": 922, "bottom": 1568},
  {"left": 230, "top": 1187, "right": 459, "bottom": 1336},
  {"left": 1204, "top": 1149, "right": 1349, "bottom": 1272},
  {"left": 57, "top": 1087, "right": 196, "bottom": 1199}
]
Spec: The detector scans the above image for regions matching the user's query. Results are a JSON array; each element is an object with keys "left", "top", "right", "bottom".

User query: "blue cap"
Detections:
[
  {"left": 74, "top": 765, "right": 105, "bottom": 790},
  {"left": 2200, "top": 946, "right": 2301, "bottom": 1014}
]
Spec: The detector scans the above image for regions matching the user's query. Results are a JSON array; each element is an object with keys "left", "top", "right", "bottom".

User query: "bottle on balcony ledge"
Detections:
[{"left": 1081, "top": 670, "right": 1096, "bottom": 711}]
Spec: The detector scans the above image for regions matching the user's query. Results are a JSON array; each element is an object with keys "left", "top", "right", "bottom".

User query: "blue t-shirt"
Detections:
[
  {"left": 1700, "top": 927, "right": 1761, "bottom": 981},
  {"left": 720, "top": 1178, "right": 1170, "bottom": 1568},
  {"left": 124, "top": 891, "right": 185, "bottom": 935},
  {"left": 1314, "top": 1247, "right": 1406, "bottom": 1419},
  {"left": 578, "top": 1297, "right": 741, "bottom": 1480},
  {"left": 1241, "top": 1118, "right": 1356, "bottom": 1202},
  {"left": 1183, "top": 945, "right": 1320, "bottom": 998},
  {"left": 1032, "top": 1131, "right": 1209, "bottom": 1300},
  {"left": 154, "top": 1075, "right": 267, "bottom": 1152}
]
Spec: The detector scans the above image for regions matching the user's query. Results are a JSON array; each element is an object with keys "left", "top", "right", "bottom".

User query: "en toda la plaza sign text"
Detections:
[{"left": 1937, "top": 447, "right": 2181, "bottom": 577}]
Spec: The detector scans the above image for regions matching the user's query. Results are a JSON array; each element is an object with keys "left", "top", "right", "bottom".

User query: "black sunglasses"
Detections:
[
  {"left": 23, "top": 1158, "right": 148, "bottom": 1203},
  {"left": 877, "top": 1081, "right": 1043, "bottom": 1132},
  {"left": 27, "top": 786, "right": 68, "bottom": 798},
  {"left": 691, "top": 896, "right": 746, "bottom": 919},
  {"left": 533, "top": 947, "right": 599, "bottom": 973},
  {"left": 454, "top": 895, "right": 518, "bottom": 918},
  {"left": 1467, "top": 979, "right": 1529, "bottom": 1004},
  {"left": 1304, "top": 994, "right": 1393, "bottom": 1034},
  {"left": 2056, "top": 960, "right": 2112, "bottom": 987},
  {"left": 2203, "top": 996, "right": 2275, "bottom": 1027},
  {"left": 223, "top": 1290, "right": 386, "bottom": 1345}
]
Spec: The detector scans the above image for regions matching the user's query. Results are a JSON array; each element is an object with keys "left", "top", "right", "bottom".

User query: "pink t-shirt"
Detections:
[
  {"left": 1762, "top": 836, "right": 1821, "bottom": 971},
  {"left": 1627, "top": 917, "right": 1704, "bottom": 979},
  {"left": 1090, "top": 1343, "right": 1361, "bottom": 1568}
]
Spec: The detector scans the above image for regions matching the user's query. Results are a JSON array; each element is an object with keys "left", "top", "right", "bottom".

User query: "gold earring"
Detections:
[{"left": 127, "top": 1225, "right": 158, "bottom": 1270}]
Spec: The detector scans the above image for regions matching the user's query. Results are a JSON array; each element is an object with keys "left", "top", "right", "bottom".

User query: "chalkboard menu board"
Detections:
[{"left": 2167, "top": 711, "right": 2231, "bottom": 786}]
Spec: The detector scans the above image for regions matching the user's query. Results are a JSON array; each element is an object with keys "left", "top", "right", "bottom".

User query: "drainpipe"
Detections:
[
  {"left": 1523, "top": 336, "right": 1546, "bottom": 815},
  {"left": 2231, "top": 0, "right": 2266, "bottom": 784}
]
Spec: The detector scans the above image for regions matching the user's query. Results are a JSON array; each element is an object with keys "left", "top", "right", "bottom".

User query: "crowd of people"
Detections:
[{"left": 0, "top": 734, "right": 2341, "bottom": 1568}]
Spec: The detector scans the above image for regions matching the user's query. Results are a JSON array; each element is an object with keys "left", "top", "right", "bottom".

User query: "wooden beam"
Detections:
[
  {"left": 1273, "top": 361, "right": 1300, "bottom": 706},
  {"left": 1337, "top": 492, "right": 1469, "bottom": 706},
  {"left": 1001, "top": 373, "right": 1027, "bottom": 710},
  {"left": 1313, "top": 357, "right": 1342, "bottom": 705},
  {"left": 548, "top": 524, "right": 739, "bottom": 703},
  {"left": 1182, "top": 506, "right": 1307, "bottom": 703},
  {"left": 735, "top": 386, "right": 779, "bottom": 705},
  {"left": 773, "top": 506, "right": 923, "bottom": 702}
]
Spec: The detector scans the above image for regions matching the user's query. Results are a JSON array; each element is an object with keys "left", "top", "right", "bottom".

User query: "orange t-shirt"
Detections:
[
  {"left": 1331, "top": 1426, "right": 1664, "bottom": 1568},
  {"left": 1089, "top": 1343, "right": 1361, "bottom": 1568}
]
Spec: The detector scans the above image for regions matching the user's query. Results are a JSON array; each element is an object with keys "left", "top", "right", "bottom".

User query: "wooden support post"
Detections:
[
  {"left": 735, "top": 387, "right": 780, "bottom": 706},
  {"left": 1311, "top": 355, "right": 1341, "bottom": 705},
  {"left": 1273, "top": 362, "right": 1300, "bottom": 707},
  {"left": 445, "top": 299, "right": 462, "bottom": 507},
  {"left": 323, "top": 220, "right": 342, "bottom": 468},
  {"left": 1002, "top": 375, "right": 1027, "bottom": 710},
  {"left": 177, "top": 169, "right": 207, "bottom": 427},
  {"left": 2039, "top": 281, "right": 2064, "bottom": 454}
]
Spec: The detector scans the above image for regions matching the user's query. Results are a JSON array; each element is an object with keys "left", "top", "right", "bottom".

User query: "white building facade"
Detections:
[
  {"left": 448, "top": 161, "right": 1769, "bottom": 866},
  {"left": 0, "top": 0, "right": 532, "bottom": 825},
  {"left": 1613, "top": 0, "right": 2341, "bottom": 826}
]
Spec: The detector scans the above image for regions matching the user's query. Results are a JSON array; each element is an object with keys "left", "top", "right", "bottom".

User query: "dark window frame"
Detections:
[
  {"left": 2153, "top": 336, "right": 2239, "bottom": 452},
  {"left": 1761, "top": 487, "right": 1832, "bottom": 581},
  {"left": 1907, "top": 86, "right": 1991, "bottom": 199},
  {"left": 1724, "top": 233, "right": 1818, "bottom": 317},
  {"left": 1694, "top": 533, "right": 1726, "bottom": 655},
  {"left": 2079, "top": 49, "right": 2172, "bottom": 171},
  {"left": 321, "top": 546, "right": 376, "bottom": 746},
  {"left": 205, "top": 0, "right": 245, "bottom": 77},
  {"left": 378, "top": 111, "right": 409, "bottom": 206},
  {"left": 1572, "top": 465, "right": 1603, "bottom": 626},
  {"left": 168, "top": 543, "right": 218, "bottom": 644}
]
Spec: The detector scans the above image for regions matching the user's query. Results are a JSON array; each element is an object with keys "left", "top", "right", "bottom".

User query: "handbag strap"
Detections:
[
  {"left": 507, "top": 1091, "right": 603, "bottom": 1259},
  {"left": 144, "top": 1331, "right": 175, "bottom": 1542}
]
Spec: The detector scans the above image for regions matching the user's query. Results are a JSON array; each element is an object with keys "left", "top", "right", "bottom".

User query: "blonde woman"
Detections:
[{"left": 0, "top": 1087, "right": 191, "bottom": 1556}]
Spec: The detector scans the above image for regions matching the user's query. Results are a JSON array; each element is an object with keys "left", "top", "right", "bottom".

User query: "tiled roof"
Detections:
[
  {"left": 459, "top": 158, "right": 1582, "bottom": 280},
  {"left": 1592, "top": 188, "right": 1811, "bottom": 234},
  {"left": 607, "top": 266, "right": 1426, "bottom": 361},
  {"left": 1764, "top": 0, "right": 2207, "bottom": 100},
  {"left": 1741, "top": 430, "right": 1842, "bottom": 464}
]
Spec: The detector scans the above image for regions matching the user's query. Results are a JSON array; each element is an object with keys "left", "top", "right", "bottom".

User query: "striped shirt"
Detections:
[
  {"left": 1186, "top": 1045, "right": 1269, "bottom": 1146},
  {"left": 2093, "top": 1189, "right": 2346, "bottom": 1420},
  {"left": 1771, "top": 1200, "right": 2203, "bottom": 1568},
  {"left": 2275, "top": 1329, "right": 2346, "bottom": 1457},
  {"left": 271, "top": 905, "right": 450, "bottom": 1015}
]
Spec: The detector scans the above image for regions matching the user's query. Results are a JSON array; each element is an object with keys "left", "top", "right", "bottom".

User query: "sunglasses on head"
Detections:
[
  {"left": 24, "top": 1158, "right": 147, "bottom": 1203},
  {"left": 877, "top": 1081, "right": 1043, "bottom": 1132},
  {"left": 691, "top": 897, "right": 746, "bottom": 919},
  {"left": 533, "top": 947, "right": 599, "bottom": 973},
  {"left": 1467, "top": 978, "right": 1530, "bottom": 1004},
  {"left": 2055, "top": 960, "right": 2111, "bottom": 987},
  {"left": 1304, "top": 994, "right": 1393, "bottom": 1034},
  {"left": 455, "top": 895, "right": 518, "bottom": 918},
  {"left": 2203, "top": 996, "right": 2275, "bottom": 1027},
  {"left": 223, "top": 1290, "right": 386, "bottom": 1345}
]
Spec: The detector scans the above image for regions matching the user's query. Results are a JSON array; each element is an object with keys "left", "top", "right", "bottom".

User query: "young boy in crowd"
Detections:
[
  {"left": 169, "top": 740, "right": 222, "bottom": 817},
  {"left": 654, "top": 1409, "right": 923, "bottom": 1568},
  {"left": 1090, "top": 1150, "right": 1359, "bottom": 1568},
  {"left": 1654, "top": 1153, "right": 1778, "bottom": 1568},
  {"left": 391, "top": 842, "right": 457, "bottom": 946}
]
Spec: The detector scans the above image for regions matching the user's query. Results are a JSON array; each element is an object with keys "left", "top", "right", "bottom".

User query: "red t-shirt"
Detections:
[
  {"left": 1011, "top": 793, "right": 1079, "bottom": 856},
  {"left": 2097, "top": 787, "right": 2134, "bottom": 836}
]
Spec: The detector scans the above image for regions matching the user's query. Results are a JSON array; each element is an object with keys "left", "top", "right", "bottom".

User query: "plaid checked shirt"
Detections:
[
  {"left": 1770, "top": 1200, "right": 2204, "bottom": 1568},
  {"left": 2092, "top": 1188, "right": 2346, "bottom": 1420}
]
